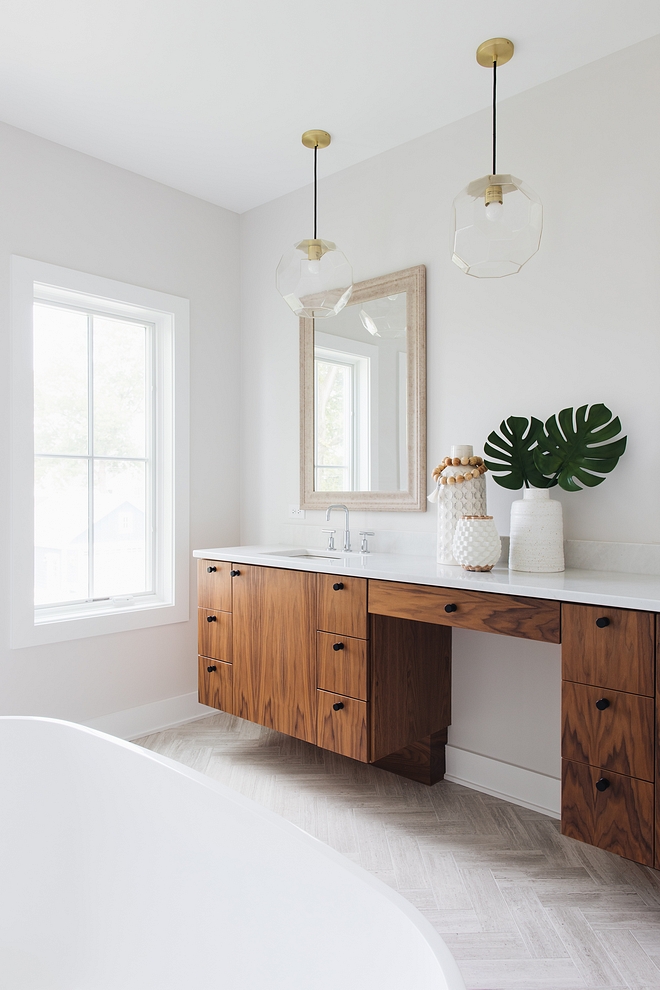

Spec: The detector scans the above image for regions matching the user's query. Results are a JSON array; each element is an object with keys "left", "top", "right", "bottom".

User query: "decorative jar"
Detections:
[
  {"left": 429, "top": 445, "right": 488, "bottom": 564},
  {"left": 509, "top": 488, "right": 564, "bottom": 573},
  {"left": 452, "top": 516, "right": 501, "bottom": 572}
]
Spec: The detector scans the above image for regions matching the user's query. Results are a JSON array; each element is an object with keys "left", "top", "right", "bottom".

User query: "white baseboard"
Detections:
[
  {"left": 445, "top": 746, "right": 561, "bottom": 819},
  {"left": 83, "top": 692, "right": 216, "bottom": 741}
]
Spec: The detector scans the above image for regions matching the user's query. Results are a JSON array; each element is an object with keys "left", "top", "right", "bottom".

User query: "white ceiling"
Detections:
[{"left": 0, "top": 1, "right": 659, "bottom": 213}]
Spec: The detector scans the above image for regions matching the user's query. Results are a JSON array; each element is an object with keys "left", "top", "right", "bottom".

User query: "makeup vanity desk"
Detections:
[{"left": 193, "top": 545, "right": 660, "bottom": 870}]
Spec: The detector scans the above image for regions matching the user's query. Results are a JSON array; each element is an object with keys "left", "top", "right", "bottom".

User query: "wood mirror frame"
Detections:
[{"left": 300, "top": 264, "right": 426, "bottom": 511}]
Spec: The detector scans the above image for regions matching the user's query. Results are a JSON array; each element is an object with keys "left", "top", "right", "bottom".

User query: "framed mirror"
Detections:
[{"left": 300, "top": 264, "right": 426, "bottom": 511}]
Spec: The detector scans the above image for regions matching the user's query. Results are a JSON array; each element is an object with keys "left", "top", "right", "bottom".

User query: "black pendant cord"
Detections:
[
  {"left": 492, "top": 59, "right": 497, "bottom": 176},
  {"left": 313, "top": 144, "right": 318, "bottom": 239}
]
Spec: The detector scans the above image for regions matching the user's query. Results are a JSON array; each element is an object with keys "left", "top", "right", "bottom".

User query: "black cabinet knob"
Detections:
[
  {"left": 444, "top": 603, "right": 457, "bottom": 613},
  {"left": 596, "top": 616, "right": 610, "bottom": 628},
  {"left": 230, "top": 569, "right": 240, "bottom": 577},
  {"left": 207, "top": 565, "right": 217, "bottom": 573},
  {"left": 332, "top": 642, "right": 344, "bottom": 652},
  {"left": 596, "top": 777, "right": 610, "bottom": 792},
  {"left": 596, "top": 698, "right": 610, "bottom": 711},
  {"left": 206, "top": 614, "right": 217, "bottom": 623},
  {"left": 332, "top": 702, "right": 344, "bottom": 711},
  {"left": 207, "top": 665, "right": 217, "bottom": 673},
  {"left": 333, "top": 582, "right": 344, "bottom": 591}
]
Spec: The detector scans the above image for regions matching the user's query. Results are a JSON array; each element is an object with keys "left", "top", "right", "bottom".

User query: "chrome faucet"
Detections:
[{"left": 325, "top": 504, "right": 351, "bottom": 552}]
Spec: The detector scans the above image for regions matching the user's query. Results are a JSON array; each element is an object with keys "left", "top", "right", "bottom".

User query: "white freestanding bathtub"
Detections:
[{"left": 0, "top": 717, "right": 465, "bottom": 990}]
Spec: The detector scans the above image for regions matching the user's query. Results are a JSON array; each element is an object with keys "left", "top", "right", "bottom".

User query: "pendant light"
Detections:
[
  {"left": 276, "top": 130, "right": 353, "bottom": 318},
  {"left": 452, "top": 39, "right": 542, "bottom": 278}
]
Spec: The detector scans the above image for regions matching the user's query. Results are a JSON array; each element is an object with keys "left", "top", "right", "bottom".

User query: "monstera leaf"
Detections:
[
  {"left": 534, "top": 404, "right": 627, "bottom": 492},
  {"left": 484, "top": 416, "right": 553, "bottom": 490}
]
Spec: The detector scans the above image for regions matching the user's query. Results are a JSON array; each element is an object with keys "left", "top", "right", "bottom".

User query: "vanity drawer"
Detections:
[
  {"left": 317, "top": 691, "right": 368, "bottom": 763},
  {"left": 368, "top": 581, "right": 560, "bottom": 644},
  {"left": 198, "top": 608, "right": 233, "bottom": 663},
  {"left": 198, "top": 656, "right": 233, "bottom": 713},
  {"left": 562, "top": 604, "right": 654, "bottom": 697},
  {"left": 561, "top": 759, "right": 654, "bottom": 867},
  {"left": 562, "top": 681, "right": 654, "bottom": 781},
  {"left": 317, "top": 632, "right": 368, "bottom": 701},
  {"left": 197, "top": 559, "right": 232, "bottom": 612},
  {"left": 318, "top": 575, "right": 368, "bottom": 640}
]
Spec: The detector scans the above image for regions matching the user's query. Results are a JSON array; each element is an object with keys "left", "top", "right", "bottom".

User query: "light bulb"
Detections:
[
  {"left": 301, "top": 259, "right": 321, "bottom": 276},
  {"left": 485, "top": 199, "right": 503, "bottom": 221}
]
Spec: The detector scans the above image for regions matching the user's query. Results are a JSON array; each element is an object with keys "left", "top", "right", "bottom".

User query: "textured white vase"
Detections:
[
  {"left": 509, "top": 488, "right": 564, "bottom": 573},
  {"left": 452, "top": 516, "right": 501, "bottom": 571},
  {"left": 434, "top": 445, "right": 487, "bottom": 565}
]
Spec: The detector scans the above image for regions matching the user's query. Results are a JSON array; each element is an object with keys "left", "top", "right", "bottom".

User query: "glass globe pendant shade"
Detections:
[
  {"left": 452, "top": 173, "right": 543, "bottom": 278},
  {"left": 276, "top": 238, "right": 353, "bottom": 318}
]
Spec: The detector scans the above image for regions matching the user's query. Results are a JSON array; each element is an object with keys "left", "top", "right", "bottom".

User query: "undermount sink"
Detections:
[{"left": 259, "top": 548, "right": 343, "bottom": 560}]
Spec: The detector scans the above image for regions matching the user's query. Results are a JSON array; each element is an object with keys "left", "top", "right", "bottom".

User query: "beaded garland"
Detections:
[{"left": 432, "top": 455, "right": 488, "bottom": 486}]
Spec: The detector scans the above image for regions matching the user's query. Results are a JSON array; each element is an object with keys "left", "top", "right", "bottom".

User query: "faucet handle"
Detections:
[
  {"left": 359, "top": 531, "right": 375, "bottom": 554},
  {"left": 322, "top": 528, "right": 336, "bottom": 551}
]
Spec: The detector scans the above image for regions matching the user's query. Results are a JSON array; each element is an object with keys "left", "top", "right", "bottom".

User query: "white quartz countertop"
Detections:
[{"left": 193, "top": 545, "right": 660, "bottom": 612}]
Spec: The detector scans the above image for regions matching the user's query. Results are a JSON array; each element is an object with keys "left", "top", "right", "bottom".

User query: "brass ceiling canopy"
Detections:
[
  {"left": 301, "top": 129, "right": 331, "bottom": 149},
  {"left": 476, "top": 38, "right": 514, "bottom": 67}
]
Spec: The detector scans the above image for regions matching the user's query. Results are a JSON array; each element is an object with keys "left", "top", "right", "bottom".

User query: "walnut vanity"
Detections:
[{"left": 194, "top": 546, "right": 660, "bottom": 870}]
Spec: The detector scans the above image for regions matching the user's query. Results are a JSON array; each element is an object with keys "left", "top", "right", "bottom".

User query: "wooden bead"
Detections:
[
  {"left": 452, "top": 457, "right": 461, "bottom": 466},
  {"left": 456, "top": 475, "right": 464, "bottom": 483},
  {"left": 440, "top": 476, "right": 448, "bottom": 485},
  {"left": 447, "top": 476, "right": 456, "bottom": 485},
  {"left": 469, "top": 456, "right": 478, "bottom": 466},
  {"left": 464, "top": 471, "right": 473, "bottom": 480},
  {"left": 444, "top": 457, "right": 452, "bottom": 466},
  {"left": 475, "top": 456, "right": 483, "bottom": 465},
  {"left": 460, "top": 456, "right": 469, "bottom": 466}
]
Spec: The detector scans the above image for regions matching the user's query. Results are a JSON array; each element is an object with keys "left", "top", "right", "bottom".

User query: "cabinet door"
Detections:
[
  {"left": 562, "top": 603, "right": 654, "bottom": 696},
  {"left": 198, "top": 608, "right": 232, "bottom": 663},
  {"left": 233, "top": 565, "right": 317, "bottom": 743}
]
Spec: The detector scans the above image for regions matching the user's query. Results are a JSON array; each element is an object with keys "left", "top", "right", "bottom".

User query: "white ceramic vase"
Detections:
[
  {"left": 435, "top": 445, "right": 487, "bottom": 565},
  {"left": 452, "top": 516, "right": 501, "bottom": 572},
  {"left": 509, "top": 488, "right": 564, "bottom": 573}
]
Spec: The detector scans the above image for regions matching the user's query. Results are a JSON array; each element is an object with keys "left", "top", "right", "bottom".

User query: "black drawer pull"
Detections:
[
  {"left": 206, "top": 565, "right": 217, "bottom": 573},
  {"left": 206, "top": 614, "right": 217, "bottom": 623},
  {"left": 207, "top": 665, "right": 217, "bottom": 673},
  {"left": 595, "top": 698, "right": 610, "bottom": 711},
  {"left": 333, "top": 582, "right": 344, "bottom": 591},
  {"left": 332, "top": 642, "right": 344, "bottom": 652},
  {"left": 444, "top": 603, "right": 457, "bottom": 613},
  {"left": 596, "top": 616, "right": 610, "bottom": 628},
  {"left": 596, "top": 777, "right": 610, "bottom": 792},
  {"left": 230, "top": 569, "right": 240, "bottom": 577},
  {"left": 332, "top": 702, "right": 344, "bottom": 711}
]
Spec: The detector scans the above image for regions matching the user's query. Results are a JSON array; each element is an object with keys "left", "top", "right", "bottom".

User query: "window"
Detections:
[{"left": 11, "top": 258, "right": 189, "bottom": 647}]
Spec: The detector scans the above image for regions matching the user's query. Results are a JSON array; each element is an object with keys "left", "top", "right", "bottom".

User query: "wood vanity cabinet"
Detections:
[
  {"left": 197, "top": 557, "right": 660, "bottom": 869},
  {"left": 561, "top": 603, "right": 656, "bottom": 867}
]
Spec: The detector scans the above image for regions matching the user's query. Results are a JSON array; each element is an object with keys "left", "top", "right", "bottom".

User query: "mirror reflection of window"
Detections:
[{"left": 313, "top": 293, "right": 407, "bottom": 493}]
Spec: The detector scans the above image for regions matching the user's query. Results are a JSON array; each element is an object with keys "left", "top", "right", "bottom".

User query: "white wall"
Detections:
[
  {"left": 239, "top": 36, "right": 660, "bottom": 805},
  {"left": 0, "top": 122, "right": 240, "bottom": 725}
]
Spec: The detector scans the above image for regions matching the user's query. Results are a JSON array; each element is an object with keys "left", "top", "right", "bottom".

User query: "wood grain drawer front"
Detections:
[
  {"left": 561, "top": 759, "right": 654, "bottom": 867},
  {"left": 368, "top": 581, "right": 560, "bottom": 644},
  {"left": 198, "top": 608, "right": 232, "bottom": 663},
  {"left": 318, "top": 575, "right": 367, "bottom": 639},
  {"left": 562, "top": 681, "right": 654, "bottom": 781},
  {"left": 562, "top": 604, "right": 654, "bottom": 696},
  {"left": 317, "top": 632, "right": 368, "bottom": 702},
  {"left": 197, "top": 559, "right": 232, "bottom": 611},
  {"left": 317, "top": 691, "right": 368, "bottom": 763},
  {"left": 198, "top": 656, "right": 233, "bottom": 713}
]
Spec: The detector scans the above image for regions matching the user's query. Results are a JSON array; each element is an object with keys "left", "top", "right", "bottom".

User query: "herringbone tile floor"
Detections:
[{"left": 135, "top": 712, "right": 660, "bottom": 990}]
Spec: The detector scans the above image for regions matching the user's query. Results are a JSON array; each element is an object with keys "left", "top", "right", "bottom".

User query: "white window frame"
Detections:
[{"left": 10, "top": 256, "right": 190, "bottom": 647}]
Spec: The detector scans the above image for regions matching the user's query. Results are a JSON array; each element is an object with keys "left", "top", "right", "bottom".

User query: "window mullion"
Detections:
[{"left": 87, "top": 314, "right": 94, "bottom": 601}]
